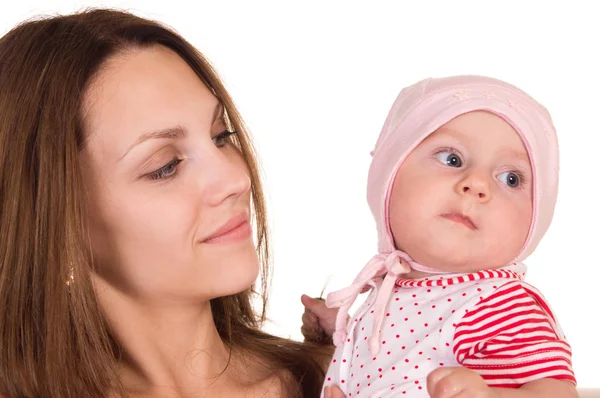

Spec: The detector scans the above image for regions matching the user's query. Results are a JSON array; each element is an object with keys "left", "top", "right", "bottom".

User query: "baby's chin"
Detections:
[
  {"left": 399, "top": 248, "right": 510, "bottom": 277},
  {"left": 407, "top": 234, "right": 519, "bottom": 270}
]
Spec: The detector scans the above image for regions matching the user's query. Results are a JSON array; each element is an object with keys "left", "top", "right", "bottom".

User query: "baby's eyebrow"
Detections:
[
  {"left": 498, "top": 149, "right": 531, "bottom": 165},
  {"left": 426, "top": 127, "right": 467, "bottom": 143}
]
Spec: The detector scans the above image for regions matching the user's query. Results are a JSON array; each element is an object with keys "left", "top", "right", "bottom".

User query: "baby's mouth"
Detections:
[{"left": 440, "top": 213, "right": 477, "bottom": 230}]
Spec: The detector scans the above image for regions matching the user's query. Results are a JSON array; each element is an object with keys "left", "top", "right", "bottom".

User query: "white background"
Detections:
[{"left": 2, "top": 0, "right": 598, "bottom": 388}]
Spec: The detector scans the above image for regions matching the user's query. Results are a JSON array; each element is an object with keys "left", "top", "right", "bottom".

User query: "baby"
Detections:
[{"left": 304, "top": 75, "right": 576, "bottom": 397}]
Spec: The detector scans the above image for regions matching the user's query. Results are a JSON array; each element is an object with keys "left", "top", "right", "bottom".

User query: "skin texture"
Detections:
[{"left": 81, "top": 45, "right": 281, "bottom": 397}]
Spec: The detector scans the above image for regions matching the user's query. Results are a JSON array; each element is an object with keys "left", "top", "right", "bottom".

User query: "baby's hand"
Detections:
[
  {"left": 300, "top": 294, "right": 338, "bottom": 344},
  {"left": 427, "top": 367, "right": 499, "bottom": 398}
]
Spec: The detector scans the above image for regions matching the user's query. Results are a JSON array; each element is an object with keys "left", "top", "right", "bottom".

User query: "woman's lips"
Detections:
[{"left": 202, "top": 214, "right": 252, "bottom": 244}]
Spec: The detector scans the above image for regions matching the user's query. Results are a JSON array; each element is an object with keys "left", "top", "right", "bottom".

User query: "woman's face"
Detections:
[{"left": 81, "top": 45, "right": 258, "bottom": 303}]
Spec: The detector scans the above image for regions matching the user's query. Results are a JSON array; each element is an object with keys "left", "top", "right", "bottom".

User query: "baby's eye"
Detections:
[
  {"left": 434, "top": 151, "right": 463, "bottom": 167},
  {"left": 497, "top": 171, "right": 520, "bottom": 188}
]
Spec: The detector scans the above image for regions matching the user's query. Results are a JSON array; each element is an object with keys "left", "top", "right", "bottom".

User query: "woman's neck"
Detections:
[{"left": 94, "top": 280, "right": 240, "bottom": 396}]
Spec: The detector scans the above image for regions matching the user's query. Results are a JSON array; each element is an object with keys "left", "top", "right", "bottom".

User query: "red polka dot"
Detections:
[
  {"left": 382, "top": 341, "right": 386, "bottom": 345},
  {"left": 391, "top": 323, "right": 395, "bottom": 327},
  {"left": 477, "top": 288, "right": 482, "bottom": 292},
  {"left": 343, "top": 359, "right": 347, "bottom": 363},
  {"left": 395, "top": 297, "right": 399, "bottom": 301},
  {"left": 410, "top": 329, "right": 414, "bottom": 333},
  {"left": 360, "top": 365, "right": 364, "bottom": 368},
  {"left": 439, "top": 317, "right": 443, "bottom": 321},
  {"left": 432, "top": 305, "right": 436, "bottom": 308},
  {"left": 414, "top": 302, "right": 419, "bottom": 306},
  {"left": 462, "top": 293, "right": 467, "bottom": 296},
  {"left": 341, "top": 379, "right": 345, "bottom": 383},
  {"left": 415, "top": 380, "right": 419, "bottom": 384},
  {"left": 405, "top": 359, "right": 409, "bottom": 363},
  {"left": 379, "top": 375, "right": 383, "bottom": 378},
  {"left": 419, "top": 351, "right": 423, "bottom": 355},
  {"left": 333, "top": 359, "right": 337, "bottom": 363},
  {"left": 424, "top": 323, "right": 429, "bottom": 327},
  {"left": 327, "top": 377, "right": 331, "bottom": 381},
  {"left": 399, "top": 307, "right": 403, "bottom": 310},
  {"left": 396, "top": 334, "right": 400, "bottom": 338},
  {"left": 367, "top": 375, "right": 370, "bottom": 379},
  {"left": 447, "top": 298, "right": 452, "bottom": 302},
  {"left": 378, "top": 368, "right": 382, "bottom": 372},
  {"left": 415, "top": 365, "right": 419, "bottom": 369},
  {"left": 372, "top": 357, "right": 377, "bottom": 360},
  {"left": 427, "top": 289, "right": 431, "bottom": 292},
  {"left": 412, "top": 294, "right": 416, "bottom": 298},
  {"left": 347, "top": 338, "right": 350, "bottom": 342},
  {"left": 418, "top": 311, "right": 422, "bottom": 315},
  {"left": 392, "top": 366, "right": 396, "bottom": 370},
  {"left": 440, "top": 362, "right": 444, "bottom": 366},
  {"left": 402, "top": 346, "right": 406, "bottom": 349},
  {"left": 387, "top": 351, "right": 391, "bottom": 355},
  {"left": 404, "top": 376, "right": 408, "bottom": 380},
  {"left": 386, "top": 313, "right": 390, "bottom": 317}
]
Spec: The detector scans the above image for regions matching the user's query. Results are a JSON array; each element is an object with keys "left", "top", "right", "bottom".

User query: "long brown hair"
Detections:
[{"left": 0, "top": 9, "right": 330, "bottom": 397}]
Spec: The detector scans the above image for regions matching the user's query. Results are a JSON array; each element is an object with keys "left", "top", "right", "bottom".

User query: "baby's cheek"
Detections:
[{"left": 492, "top": 199, "right": 531, "bottom": 255}]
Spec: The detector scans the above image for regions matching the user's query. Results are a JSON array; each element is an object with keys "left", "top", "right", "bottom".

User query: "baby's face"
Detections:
[{"left": 389, "top": 111, "right": 533, "bottom": 274}]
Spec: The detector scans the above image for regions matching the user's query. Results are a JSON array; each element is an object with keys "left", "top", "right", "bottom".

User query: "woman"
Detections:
[{"left": 0, "top": 9, "right": 330, "bottom": 397}]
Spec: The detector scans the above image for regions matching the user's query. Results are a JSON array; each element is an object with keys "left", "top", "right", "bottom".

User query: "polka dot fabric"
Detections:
[{"left": 321, "top": 264, "right": 575, "bottom": 397}]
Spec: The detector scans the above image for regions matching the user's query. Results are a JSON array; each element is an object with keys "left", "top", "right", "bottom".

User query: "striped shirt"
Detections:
[{"left": 322, "top": 263, "right": 575, "bottom": 398}]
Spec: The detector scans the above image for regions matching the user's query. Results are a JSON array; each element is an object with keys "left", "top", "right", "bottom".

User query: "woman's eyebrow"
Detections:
[{"left": 119, "top": 126, "right": 187, "bottom": 161}]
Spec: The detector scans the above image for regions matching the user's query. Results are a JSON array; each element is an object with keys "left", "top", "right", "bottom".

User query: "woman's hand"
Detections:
[
  {"left": 324, "top": 367, "right": 497, "bottom": 398},
  {"left": 300, "top": 294, "right": 338, "bottom": 344},
  {"left": 427, "top": 367, "right": 499, "bottom": 398},
  {"left": 323, "top": 385, "right": 346, "bottom": 398}
]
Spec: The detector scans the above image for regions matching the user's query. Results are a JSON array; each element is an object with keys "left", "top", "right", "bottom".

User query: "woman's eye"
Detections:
[
  {"left": 147, "top": 158, "right": 183, "bottom": 181},
  {"left": 497, "top": 171, "right": 521, "bottom": 188},
  {"left": 213, "top": 130, "right": 236, "bottom": 148},
  {"left": 434, "top": 151, "right": 463, "bottom": 167}
]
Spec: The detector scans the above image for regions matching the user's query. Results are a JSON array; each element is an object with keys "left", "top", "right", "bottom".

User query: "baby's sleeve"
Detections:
[{"left": 452, "top": 281, "right": 576, "bottom": 387}]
